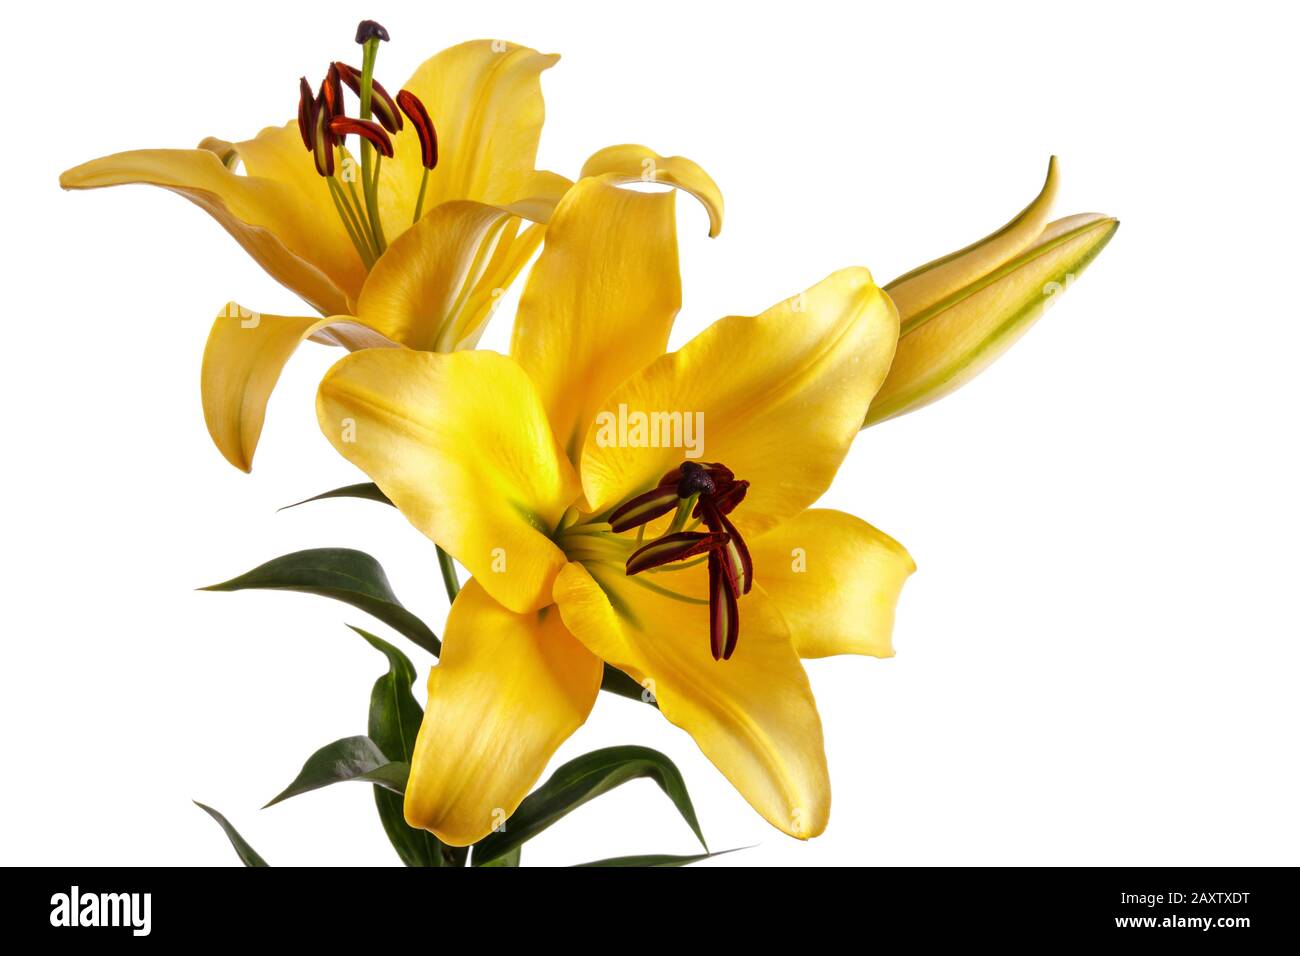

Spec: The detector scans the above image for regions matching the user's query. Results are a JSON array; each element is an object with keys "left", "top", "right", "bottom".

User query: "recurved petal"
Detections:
[
  {"left": 356, "top": 200, "right": 536, "bottom": 352},
  {"left": 748, "top": 509, "right": 915, "bottom": 659},
  {"left": 404, "top": 579, "right": 602, "bottom": 846},
  {"left": 316, "top": 349, "right": 580, "bottom": 613},
  {"left": 867, "top": 213, "right": 1119, "bottom": 426},
  {"left": 511, "top": 176, "right": 684, "bottom": 463},
  {"left": 202, "top": 303, "right": 393, "bottom": 472},
  {"left": 60, "top": 124, "right": 366, "bottom": 315},
  {"left": 580, "top": 268, "right": 899, "bottom": 537},
  {"left": 380, "top": 41, "right": 568, "bottom": 237},
  {"left": 884, "top": 156, "right": 1059, "bottom": 322},
  {"left": 553, "top": 561, "right": 829, "bottom": 838},
  {"left": 579, "top": 144, "right": 724, "bottom": 237}
]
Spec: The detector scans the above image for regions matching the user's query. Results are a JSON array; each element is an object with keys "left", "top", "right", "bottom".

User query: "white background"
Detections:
[{"left": 5, "top": 0, "right": 1297, "bottom": 866}]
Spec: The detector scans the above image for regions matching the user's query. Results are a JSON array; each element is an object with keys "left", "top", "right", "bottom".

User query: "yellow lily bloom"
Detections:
[
  {"left": 867, "top": 157, "right": 1120, "bottom": 425},
  {"left": 315, "top": 169, "right": 914, "bottom": 845},
  {"left": 60, "top": 32, "right": 599, "bottom": 471}
]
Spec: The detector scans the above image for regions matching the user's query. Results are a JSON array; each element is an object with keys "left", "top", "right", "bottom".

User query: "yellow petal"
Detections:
[
  {"left": 405, "top": 579, "right": 601, "bottom": 846},
  {"left": 201, "top": 303, "right": 392, "bottom": 472},
  {"left": 316, "top": 349, "right": 579, "bottom": 613},
  {"left": 511, "top": 177, "right": 684, "bottom": 462},
  {"left": 379, "top": 41, "right": 569, "bottom": 238},
  {"left": 553, "top": 561, "right": 829, "bottom": 838},
  {"left": 580, "top": 144, "right": 724, "bottom": 237},
  {"left": 748, "top": 509, "right": 915, "bottom": 659},
  {"left": 356, "top": 201, "right": 539, "bottom": 352},
  {"left": 884, "top": 156, "right": 1059, "bottom": 322},
  {"left": 867, "top": 213, "right": 1119, "bottom": 425},
  {"left": 61, "top": 124, "right": 365, "bottom": 315},
  {"left": 580, "top": 268, "right": 899, "bottom": 536}
]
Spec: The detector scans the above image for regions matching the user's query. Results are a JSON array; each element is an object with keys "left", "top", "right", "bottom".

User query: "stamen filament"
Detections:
[
  {"left": 326, "top": 176, "right": 375, "bottom": 267},
  {"left": 412, "top": 167, "right": 430, "bottom": 224},
  {"left": 622, "top": 574, "right": 711, "bottom": 606}
]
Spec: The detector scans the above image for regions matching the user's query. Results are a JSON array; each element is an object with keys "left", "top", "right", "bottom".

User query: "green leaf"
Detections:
[
  {"left": 474, "top": 845, "right": 522, "bottom": 867},
  {"left": 280, "top": 482, "right": 393, "bottom": 511},
  {"left": 353, "top": 626, "right": 448, "bottom": 867},
  {"left": 600, "top": 665, "right": 657, "bottom": 706},
  {"left": 263, "top": 735, "right": 408, "bottom": 807},
  {"left": 194, "top": 801, "right": 269, "bottom": 866},
  {"left": 472, "top": 746, "right": 706, "bottom": 866},
  {"left": 574, "top": 850, "right": 738, "bottom": 867},
  {"left": 202, "top": 548, "right": 439, "bottom": 655}
]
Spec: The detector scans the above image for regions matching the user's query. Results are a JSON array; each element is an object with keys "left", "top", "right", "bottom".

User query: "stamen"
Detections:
[
  {"left": 397, "top": 89, "right": 439, "bottom": 170},
  {"left": 608, "top": 485, "right": 680, "bottom": 533},
  {"left": 311, "top": 76, "right": 336, "bottom": 177},
  {"left": 329, "top": 116, "right": 394, "bottom": 158},
  {"left": 698, "top": 498, "right": 753, "bottom": 595},
  {"left": 297, "top": 77, "right": 315, "bottom": 151},
  {"left": 708, "top": 552, "right": 740, "bottom": 660},
  {"left": 335, "top": 63, "right": 403, "bottom": 133},
  {"left": 626, "top": 531, "right": 728, "bottom": 576}
]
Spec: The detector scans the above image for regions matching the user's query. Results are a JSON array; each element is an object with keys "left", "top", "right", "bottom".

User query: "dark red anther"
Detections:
[
  {"left": 335, "top": 62, "right": 403, "bottom": 133},
  {"left": 323, "top": 63, "right": 344, "bottom": 119},
  {"left": 329, "top": 115, "right": 394, "bottom": 158},
  {"left": 608, "top": 485, "right": 680, "bottom": 533},
  {"left": 297, "top": 77, "right": 316, "bottom": 151},
  {"left": 698, "top": 498, "right": 752, "bottom": 595},
  {"left": 626, "top": 531, "right": 729, "bottom": 577},
  {"left": 397, "top": 89, "right": 439, "bottom": 170},
  {"left": 704, "top": 478, "right": 748, "bottom": 518},
  {"left": 355, "top": 19, "right": 390, "bottom": 44},
  {"left": 708, "top": 552, "right": 740, "bottom": 661},
  {"left": 311, "top": 76, "right": 337, "bottom": 177}
]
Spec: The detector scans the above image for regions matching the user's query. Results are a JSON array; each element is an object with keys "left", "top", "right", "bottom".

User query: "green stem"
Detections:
[{"left": 436, "top": 545, "right": 460, "bottom": 604}]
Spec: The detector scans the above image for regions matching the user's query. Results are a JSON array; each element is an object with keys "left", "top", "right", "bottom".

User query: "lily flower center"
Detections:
[
  {"left": 295, "top": 20, "right": 439, "bottom": 269},
  {"left": 559, "top": 462, "right": 753, "bottom": 662}
]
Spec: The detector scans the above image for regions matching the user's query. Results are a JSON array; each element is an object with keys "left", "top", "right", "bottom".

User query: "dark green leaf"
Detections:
[
  {"left": 574, "top": 850, "right": 739, "bottom": 867},
  {"left": 263, "top": 735, "right": 408, "bottom": 807},
  {"left": 472, "top": 746, "right": 706, "bottom": 866},
  {"left": 600, "top": 665, "right": 657, "bottom": 706},
  {"left": 473, "top": 845, "right": 521, "bottom": 867},
  {"left": 353, "top": 626, "right": 447, "bottom": 867},
  {"left": 279, "top": 482, "right": 393, "bottom": 511},
  {"left": 194, "top": 801, "right": 268, "bottom": 867},
  {"left": 202, "top": 549, "right": 439, "bottom": 655}
]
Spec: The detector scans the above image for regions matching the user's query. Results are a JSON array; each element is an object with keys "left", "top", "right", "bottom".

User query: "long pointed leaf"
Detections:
[
  {"left": 194, "top": 801, "right": 268, "bottom": 867},
  {"left": 472, "top": 746, "right": 705, "bottom": 866},
  {"left": 353, "top": 626, "right": 448, "bottom": 867},
  {"left": 264, "top": 735, "right": 408, "bottom": 807},
  {"left": 279, "top": 482, "right": 393, "bottom": 511},
  {"left": 574, "top": 849, "right": 739, "bottom": 867},
  {"left": 202, "top": 548, "right": 439, "bottom": 655}
]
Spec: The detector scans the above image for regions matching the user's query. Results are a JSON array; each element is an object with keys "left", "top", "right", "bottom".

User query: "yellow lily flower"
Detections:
[
  {"left": 60, "top": 27, "right": 597, "bottom": 471},
  {"left": 315, "top": 168, "right": 914, "bottom": 845},
  {"left": 866, "top": 157, "right": 1120, "bottom": 425}
]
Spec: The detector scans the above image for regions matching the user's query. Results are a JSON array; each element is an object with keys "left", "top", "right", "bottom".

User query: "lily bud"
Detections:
[{"left": 864, "top": 157, "right": 1119, "bottom": 426}]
